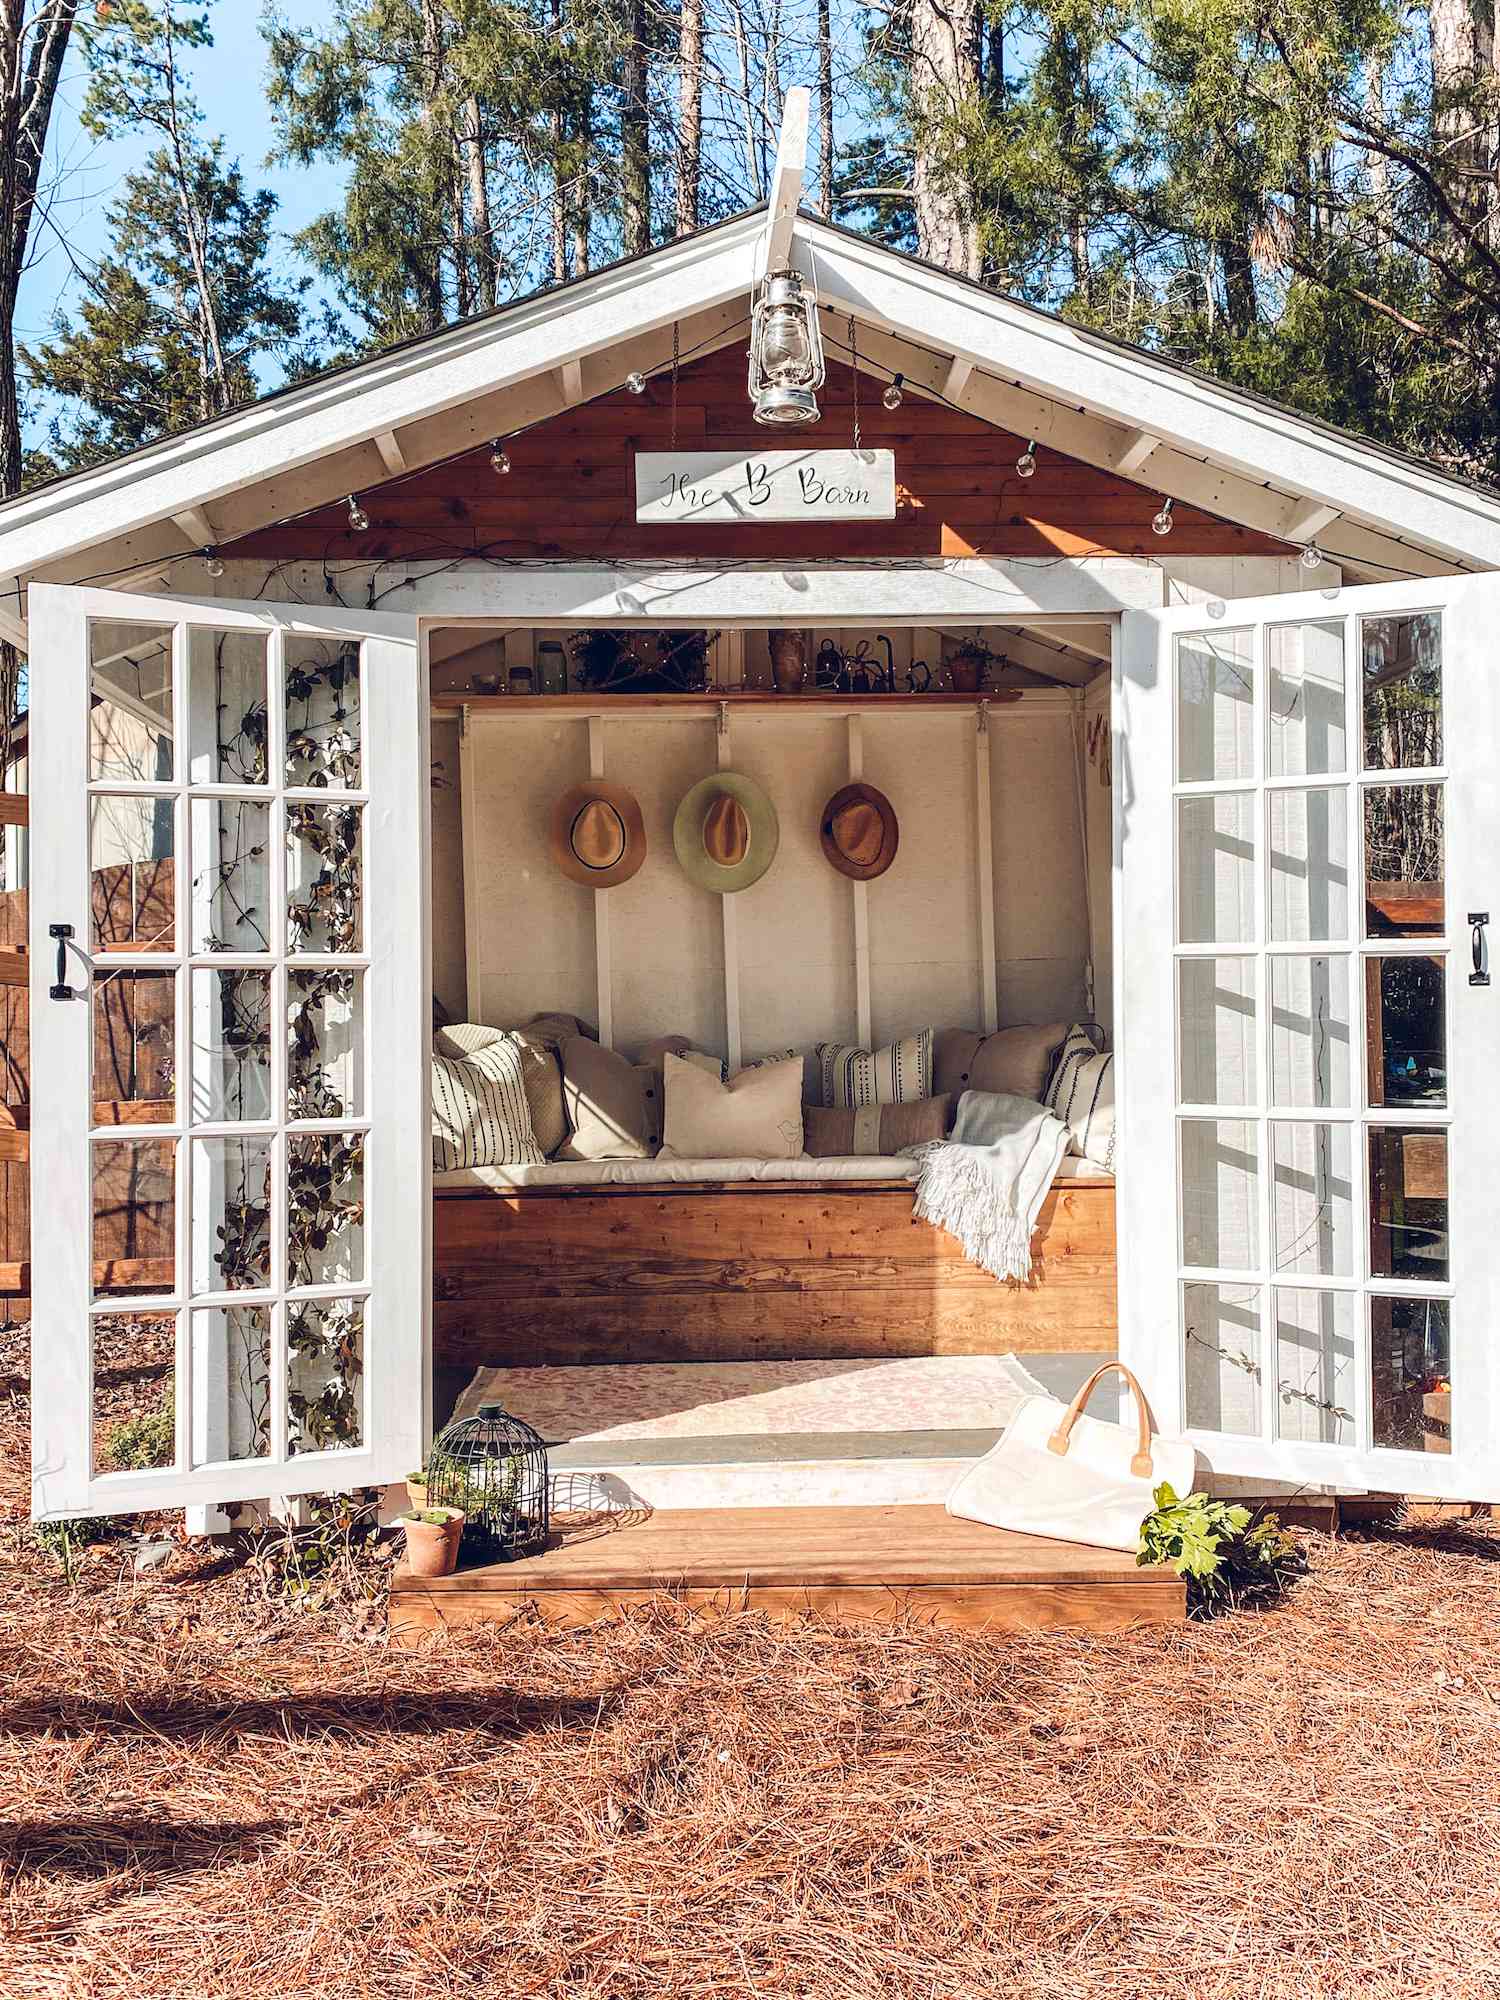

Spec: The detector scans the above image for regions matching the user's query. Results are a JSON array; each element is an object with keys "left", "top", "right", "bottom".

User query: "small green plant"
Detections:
[
  {"left": 402, "top": 1507, "right": 460, "bottom": 1526},
  {"left": 32, "top": 1515, "right": 116, "bottom": 1582},
  {"left": 1137, "top": 1483, "right": 1304, "bottom": 1615},
  {"left": 100, "top": 1393, "right": 175, "bottom": 1472}
]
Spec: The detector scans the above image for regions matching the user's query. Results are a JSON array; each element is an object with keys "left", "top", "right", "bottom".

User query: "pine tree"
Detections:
[{"left": 23, "top": 143, "right": 316, "bottom": 472}]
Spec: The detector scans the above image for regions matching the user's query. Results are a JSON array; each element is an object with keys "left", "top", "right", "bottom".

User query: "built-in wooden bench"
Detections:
[{"left": 432, "top": 1170, "right": 1116, "bottom": 1372}]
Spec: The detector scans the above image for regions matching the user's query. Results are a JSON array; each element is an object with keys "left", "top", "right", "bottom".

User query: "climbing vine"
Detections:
[{"left": 208, "top": 643, "right": 366, "bottom": 1454}]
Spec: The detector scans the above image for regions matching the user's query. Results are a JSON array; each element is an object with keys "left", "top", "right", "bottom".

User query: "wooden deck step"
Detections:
[{"left": 389, "top": 1504, "right": 1187, "bottom": 1644}]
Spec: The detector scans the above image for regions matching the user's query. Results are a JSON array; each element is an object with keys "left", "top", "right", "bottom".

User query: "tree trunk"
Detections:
[
  {"left": 909, "top": 0, "right": 982, "bottom": 278},
  {"left": 676, "top": 0, "right": 702, "bottom": 236},
  {"left": 620, "top": 0, "right": 651, "bottom": 257},
  {"left": 817, "top": 0, "right": 833, "bottom": 212},
  {"left": 571, "top": 86, "right": 593, "bottom": 276},
  {"left": 418, "top": 0, "right": 450, "bottom": 326},
  {"left": 1429, "top": 0, "right": 1496, "bottom": 236},
  {"left": 0, "top": 0, "right": 78, "bottom": 769},
  {"left": 463, "top": 95, "right": 496, "bottom": 310}
]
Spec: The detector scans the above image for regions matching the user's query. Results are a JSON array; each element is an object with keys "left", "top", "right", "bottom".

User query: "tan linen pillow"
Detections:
[
  {"left": 557, "top": 1035, "right": 651, "bottom": 1160},
  {"left": 526, "top": 1011, "right": 595, "bottom": 1049},
  {"left": 662, "top": 1052, "right": 804, "bottom": 1161},
  {"left": 635, "top": 1048, "right": 722, "bottom": 1149},
  {"left": 437, "top": 1022, "right": 568, "bottom": 1157},
  {"left": 933, "top": 1023, "right": 1068, "bottom": 1103},
  {"left": 804, "top": 1095, "right": 951, "bottom": 1158}
]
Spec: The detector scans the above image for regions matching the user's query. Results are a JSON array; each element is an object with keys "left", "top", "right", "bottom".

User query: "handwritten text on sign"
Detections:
[{"left": 635, "top": 449, "right": 897, "bottom": 525}]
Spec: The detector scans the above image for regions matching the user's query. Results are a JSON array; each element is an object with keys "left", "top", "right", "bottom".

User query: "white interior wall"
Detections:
[{"left": 443, "top": 690, "right": 1104, "bottom": 1063}]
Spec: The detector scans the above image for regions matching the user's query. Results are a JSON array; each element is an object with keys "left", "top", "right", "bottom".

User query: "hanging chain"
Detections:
[
  {"left": 671, "top": 320, "right": 680, "bottom": 453},
  {"left": 849, "top": 315, "right": 860, "bottom": 452}
]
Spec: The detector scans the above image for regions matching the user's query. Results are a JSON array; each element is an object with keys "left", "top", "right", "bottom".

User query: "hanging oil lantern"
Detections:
[{"left": 748, "top": 270, "right": 825, "bottom": 426}]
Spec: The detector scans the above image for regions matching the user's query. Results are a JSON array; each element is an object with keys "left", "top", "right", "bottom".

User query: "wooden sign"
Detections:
[{"left": 635, "top": 449, "right": 896, "bottom": 525}]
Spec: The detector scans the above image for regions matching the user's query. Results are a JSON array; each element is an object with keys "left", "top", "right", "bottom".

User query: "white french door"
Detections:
[
  {"left": 28, "top": 588, "right": 429, "bottom": 1520},
  {"left": 1118, "top": 575, "right": 1500, "bottom": 1500}
]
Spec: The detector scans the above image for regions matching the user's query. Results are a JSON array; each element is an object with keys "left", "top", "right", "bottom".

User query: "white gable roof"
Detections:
[{"left": 2, "top": 200, "right": 1499, "bottom": 607}]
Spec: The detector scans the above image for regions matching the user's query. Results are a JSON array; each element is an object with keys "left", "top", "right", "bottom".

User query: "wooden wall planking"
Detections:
[
  {"left": 450, "top": 697, "right": 1092, "bottom": 1060},
  {"left": 224, "top": 350, "right": 1293, "bottom": 567}
]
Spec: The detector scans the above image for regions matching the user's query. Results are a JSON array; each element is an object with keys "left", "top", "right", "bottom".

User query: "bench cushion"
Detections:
[{"left": 432, "top": 1152, "right": 1110, "bottom": 1193}]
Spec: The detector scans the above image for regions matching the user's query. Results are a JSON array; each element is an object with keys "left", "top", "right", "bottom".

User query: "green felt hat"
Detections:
[{"left": 672, "top": 771, "right": 779, "bottom": 894}]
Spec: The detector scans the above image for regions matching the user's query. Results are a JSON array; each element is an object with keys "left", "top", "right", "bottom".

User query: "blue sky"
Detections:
[{"left": 20, "top": 3, "right": 341, "bottom": 447}]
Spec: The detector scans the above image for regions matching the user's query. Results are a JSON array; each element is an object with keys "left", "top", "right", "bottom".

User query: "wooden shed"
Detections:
[{"left": 7, "top": 93, "right": 1498, "bottom": 1564}]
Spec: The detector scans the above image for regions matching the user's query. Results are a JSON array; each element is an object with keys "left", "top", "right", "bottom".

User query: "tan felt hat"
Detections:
[
  {"left": 673, "top": 772, "right": 779, "bottom": 894},
  {"left": 820, "top": 783, "right": 899, "bottom": 881},
  {"left": 550, "top": 781, "right": 647, "bottom": 888}
]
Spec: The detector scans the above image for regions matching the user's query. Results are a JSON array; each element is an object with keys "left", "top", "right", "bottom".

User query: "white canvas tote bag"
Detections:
[{"left": 947, "top": 1361, "right": 1196, "bottom": 1553}]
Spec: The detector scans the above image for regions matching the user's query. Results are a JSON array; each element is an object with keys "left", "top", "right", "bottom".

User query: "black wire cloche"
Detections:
[{"left": 425, "top": 1402, "right": 550, "bottom": 1561}]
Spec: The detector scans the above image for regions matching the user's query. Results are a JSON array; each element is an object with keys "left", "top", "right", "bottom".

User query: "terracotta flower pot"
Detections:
[
  {"left": 405, "top": 1475, "right": 428, "bottom": 1511},
  {"left": 400, "top": 1507, "right": 465, "bottom": 1579},
  {"left": 949, "top": 647, "right": 988, "bottom": 694}
]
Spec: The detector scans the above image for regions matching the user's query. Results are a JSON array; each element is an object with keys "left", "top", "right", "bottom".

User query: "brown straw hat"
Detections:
[
  {"left": 550, "top": 781, "right": 647, "bottom": 888},
  {"left": 820, "top": 783, "right": 899, "bottom": 881}
]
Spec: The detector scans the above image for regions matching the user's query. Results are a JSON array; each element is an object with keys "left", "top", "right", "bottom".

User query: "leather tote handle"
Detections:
[{"left": 1047, "top": 1360, "right": 1155, "bottom": 1479}]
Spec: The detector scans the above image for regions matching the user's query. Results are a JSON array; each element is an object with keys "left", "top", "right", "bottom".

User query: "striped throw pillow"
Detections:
[
  {"left": 431, "top": 1035, "right": 545, "bottom": 1170},
  {"left": 816, "top": 1028, "right": 933, "bottom": 1109},
  {"left": 1044, "top": 1025, "right": 1115, "bottom": 1172}
]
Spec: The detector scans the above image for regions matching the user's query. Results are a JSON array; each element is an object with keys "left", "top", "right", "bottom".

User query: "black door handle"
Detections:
[
  {"left": 1469, "top": 911, "right": 1489, "bottom": 988},
  {"left": 48, "top": 922, "right": 74, "bottom": 1000}
]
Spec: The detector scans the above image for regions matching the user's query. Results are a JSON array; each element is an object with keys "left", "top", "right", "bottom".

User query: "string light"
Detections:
[
  {"left": 201, "top": 547, "right": 225, "bottom": 578},
  {"left": 625, "top": 370, "right": 647, "bottom": 395},
  {"left": 346, "top": 493, "right": 370, "bottom": 532},
  {"left": 489, "top": 438, "right": 512, "bottom": 475},
  {"left": 1015, "top": 440, "right": 1038, "bottom": 479},
  {"left": 882, "top": 373, "right": 904, "bottom": 411},
  {"left": 1299, "top": 540, "right": 1325, "bottom": 570},
  {"left": 1151, "top": 497, "right": 1175, "bottom": 537}
]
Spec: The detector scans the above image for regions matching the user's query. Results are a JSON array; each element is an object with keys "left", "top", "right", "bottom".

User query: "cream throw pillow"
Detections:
[
  {"left": 1044, "top": 1025, "right": 1116, "bottom": 1171},
  {"left": 636, "top": 1048, "right": 722, "bottom": 1150},
  {"left": 431, "top": 1036, "right": 545, "bottom": 1170},
  {"left": 817, "top": 1028, "right": 933, "bottom": 1109},
  {"left": 436, "top": 1022, "right": 568, "bottom": 1156},
  {"left": 662, "top": 1052, "right": 804, "bottom": 1161}
]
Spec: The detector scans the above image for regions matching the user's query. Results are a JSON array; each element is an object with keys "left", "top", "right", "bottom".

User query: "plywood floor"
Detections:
[{"left": 390, "top": 1504, "right": 1187, "bottom": 1641}]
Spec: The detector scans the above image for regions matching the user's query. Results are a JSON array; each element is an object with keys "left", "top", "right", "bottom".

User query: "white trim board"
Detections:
[{"left": 387, "top": 560, "right": 1159, "bottom": 623}]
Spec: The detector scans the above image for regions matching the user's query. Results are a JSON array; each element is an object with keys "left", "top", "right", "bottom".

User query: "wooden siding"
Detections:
[
  {"left": 432, "top": 1177, "right": 1118, "bottom": 1371},
  {"left": 226, "top": 349, "right": 1291, "bottom": 566}
]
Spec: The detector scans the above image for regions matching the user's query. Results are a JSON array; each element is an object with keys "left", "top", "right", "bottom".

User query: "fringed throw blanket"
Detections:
[{"left": 907, "top": 1090, "right": 1070, "bottom": 1283}]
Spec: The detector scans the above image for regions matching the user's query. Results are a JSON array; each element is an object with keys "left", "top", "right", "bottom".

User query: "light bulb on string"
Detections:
[
  {"left": 1299, "top": 541, "right": 1324, "bottom": 571},
  {"left": 489, "top": 438, "right": 512, "bottom": 475},
  {"left": 201, "top": 547, "right": 225, "bottom": 579},
  {"left": 625, "top": 370, "right": 647, "bottom": 395},
  {"left": 1151, "top": 497, "right": 1175, "bottom": 537},
  {"left": 346, "top": 493, "right": 370, "bottom": 533},
  {"left": 882, "top": 373, "right": 904, "bottom": 411},
  {"left": 1015, "top": 440, "right": 1038, "bottom": 479}
]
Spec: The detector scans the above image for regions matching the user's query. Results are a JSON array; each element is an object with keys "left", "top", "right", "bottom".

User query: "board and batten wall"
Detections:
[{"left": 432, "top": 694, "right": 1096, "bottom": 1057}]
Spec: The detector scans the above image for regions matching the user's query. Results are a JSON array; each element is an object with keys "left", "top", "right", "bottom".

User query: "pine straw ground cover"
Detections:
[{"left": 2, "top": 1324, "right": 1500, "bottom": 1999}]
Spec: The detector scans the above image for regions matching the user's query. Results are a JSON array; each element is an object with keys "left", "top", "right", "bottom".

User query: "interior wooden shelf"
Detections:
[{"left": 429, "top": 689, "right": 1026, "bottom": 713}]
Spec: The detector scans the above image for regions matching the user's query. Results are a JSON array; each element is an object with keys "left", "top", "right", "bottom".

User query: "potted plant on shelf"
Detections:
[
  {"left": 946, "top": 638, "right": 992, "bottom": 694},
  {"left": 398, "top": 1505, "right": 466, "bottom": 1579},
  {"left": 405, "top": 1466, "right": 429, "bottom": 1511}
]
